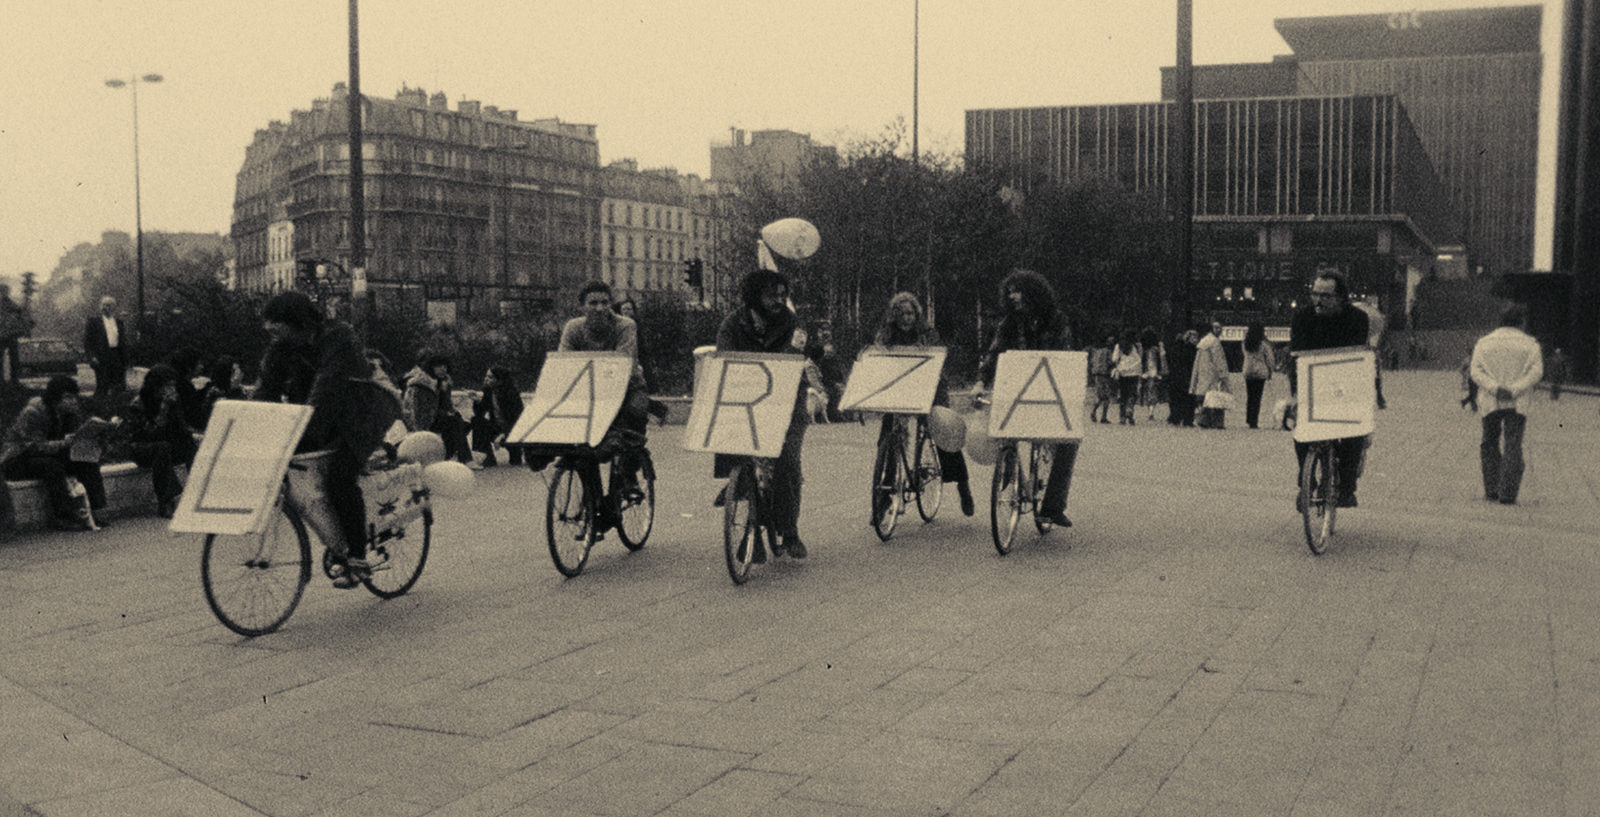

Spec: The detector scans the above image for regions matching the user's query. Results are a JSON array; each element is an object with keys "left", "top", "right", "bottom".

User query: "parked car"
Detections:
[{"left": 17, "top": 338, "right": 84, "bottom": 378}]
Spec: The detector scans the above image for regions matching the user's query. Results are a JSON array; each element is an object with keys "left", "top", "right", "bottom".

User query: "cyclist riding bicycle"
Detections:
[
  {"left": 255, "top": 291, "right": 400, "bottom": 588},
  {"left": 552, "top": 280, "right": 651, "bottom": 536},
  {"left": 713, "top": 268, "right": 809, "bottom": 559},
  {"left": 871, "top": 291, "right": 975, "bottom": 516},
  {"left": 973, "top": 269, "right": 1079, "bottom": 529},
  {"left": 1287, "top": 271, "right": 1370, "bottom": 509}
]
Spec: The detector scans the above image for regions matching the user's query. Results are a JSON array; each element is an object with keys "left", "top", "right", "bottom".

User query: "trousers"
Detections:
[{"left": 1479, "top": 409, "right": 1526, "bottom": 502}]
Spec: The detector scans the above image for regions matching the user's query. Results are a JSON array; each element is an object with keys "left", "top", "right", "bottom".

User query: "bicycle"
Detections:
[
  {"left": 721, "top": 455, "right": 786, "bottom": 585},
  {"left": 1298, "top": 431, "right": 1339, "bottom": 556},
  {"left": 543, "top": 434, "right": 656, "bottom": 577},
  {"left": 200, "top": 450, "right": 432, "bottom": 637},
  {"left": 990, "top": 438, "right": 1056, "bottom": 555},
  {"left": 870, "top": 413, "right": 943, "bottom": 540}
]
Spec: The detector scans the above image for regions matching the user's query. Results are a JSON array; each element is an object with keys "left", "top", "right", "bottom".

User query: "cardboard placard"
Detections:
[
  {"left": 988, "top": 350, "right": 1087, "bottom": 441},
  {"left": 682, "top": 353, "right": 806, "bottom": 456},
  {"left": 168, "top": 400, "right": 313, "bottom": 535},
  {"left": 505, "top": 352, "right": 631, "bottom": 447},
  {"left": 1294, "top": 347, "right": 1376, "bottom": 443},
  {"left": 838, "top": 347, "right": 947, "bottom": 415}
]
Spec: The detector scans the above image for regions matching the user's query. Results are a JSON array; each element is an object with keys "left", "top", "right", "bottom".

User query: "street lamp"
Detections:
[{"left": 104, "top": 72, "right": 164, "bottom": 340}]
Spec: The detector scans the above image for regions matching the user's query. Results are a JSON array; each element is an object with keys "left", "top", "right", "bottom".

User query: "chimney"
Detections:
[
  {"left": 459, "top": 100, "right": 480, "bottom": 116},
  {"left": 429, "top": 91, "right": 448, "bottom": 110}
]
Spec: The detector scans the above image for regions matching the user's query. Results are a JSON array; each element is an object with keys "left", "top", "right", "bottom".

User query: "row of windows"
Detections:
[
  {"left": 403, "top": 109, "right": 597, "bottom": 164},
  {"left": 605, "top": 201, "right": 689, "bottom": 232},
  {"left": 605, "top": 233, "right": 686, "bottom": 261}
]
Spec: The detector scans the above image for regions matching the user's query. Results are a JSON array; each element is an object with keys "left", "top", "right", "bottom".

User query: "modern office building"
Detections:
[
  {"left": 231, "top": 84, "right": 602, "bottom": 321},
  {"left": 967, "top": 94, "right": 1455, "bottom": 327}
]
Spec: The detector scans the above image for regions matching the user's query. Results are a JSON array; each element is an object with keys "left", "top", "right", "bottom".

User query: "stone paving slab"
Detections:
[{"left": 1, "top": 371, "right": 1598, "bottom": 816}]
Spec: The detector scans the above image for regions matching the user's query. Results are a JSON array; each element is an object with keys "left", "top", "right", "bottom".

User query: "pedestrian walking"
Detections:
[
  {"left": 1241, "top": 321, "right": 1276, "bottom": 429},
  {"left": 1469, "top": 305, "right": 1543, "bottom": 505},
  {"left": 1190, "top": 318, "right": 1231, "bottom": 430},
  {"left": 1088, "top": 333, "right": 1114, "bottom": 424},
  {"left": 83, "top": 296, "right": 129, "bottom": 403},
  {"left": 1139, "top": 326, "right": 1166, "bottom": 421},
  {"left": 1110, "top": 329, "right": 1142, "bottom": 425},
  {"left": 1167, "top": 330, "right": 1198, "bottom": 426}
]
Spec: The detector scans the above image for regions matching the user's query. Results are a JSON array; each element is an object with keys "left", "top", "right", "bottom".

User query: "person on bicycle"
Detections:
[
  {"left": 256, "top": 291, "right": 396, "bottom": 588},
  {"left": 871, "top": 291, "right": 975, "bottom": 516},
  {"left": 1287, "top": 271, "right": 1370, "bottom": 508},
  {"left": 555, "top": 280, "right": 650, "bottom": 535},
  {"left": 974, "top": 269, "right": 1079, "bottom": 529},
  {"left": 714, "top": 269, "right": 809, "bottom": 559}
]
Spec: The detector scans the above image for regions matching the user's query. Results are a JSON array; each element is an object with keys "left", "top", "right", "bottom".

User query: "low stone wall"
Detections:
[{"left": 5, "top": 462, "right": 157, "bottom": 531}]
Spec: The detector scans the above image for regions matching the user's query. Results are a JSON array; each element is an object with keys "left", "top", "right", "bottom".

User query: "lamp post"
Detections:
[{"left": 104, "top": 72, "right": 163, "bottom": 340}]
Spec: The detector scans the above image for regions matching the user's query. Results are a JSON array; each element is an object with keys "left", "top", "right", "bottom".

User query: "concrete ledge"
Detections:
[{"left": 5, "top": 462, "right": 157, "bottom": 531}]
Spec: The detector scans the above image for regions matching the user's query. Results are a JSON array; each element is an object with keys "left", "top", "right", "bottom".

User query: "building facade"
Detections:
[
  {"left": 967, "top": 94, "right": 1455, "bottom": 328},
  {"left": 232, "top": 84, "right": 602, "bottom": 321},
  {"left": 1276, "top": 5, "right": 1542, "bottom": 279},
  {"left": 710, "top": 129, "right": 839, "bottom": 191},
  {"left": 600, "top": 160, "right": 692, "bottom": 298}
]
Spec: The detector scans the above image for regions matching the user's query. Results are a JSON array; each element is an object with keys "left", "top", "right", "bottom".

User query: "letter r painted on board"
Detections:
[{"left": 704, "top": 360, "right": 773, "bottom": 449}]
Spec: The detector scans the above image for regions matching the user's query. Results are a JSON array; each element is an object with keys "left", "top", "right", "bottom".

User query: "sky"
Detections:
[{"left": 0, "top": 0, "right": 1567, "bottom": 284}]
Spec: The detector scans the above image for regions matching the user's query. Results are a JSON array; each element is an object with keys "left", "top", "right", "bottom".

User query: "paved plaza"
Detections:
[{"left": 2, "top": 370, "right": 1598, "bottom": 817}]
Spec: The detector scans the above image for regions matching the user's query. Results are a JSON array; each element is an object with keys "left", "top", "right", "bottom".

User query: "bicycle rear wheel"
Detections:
[
  {"left": 914, "top": 420, "right": 943, "bottom": 522},
  {"left": 1031, "top": 443, "right": 1055, "bottom": 534},
  {"left": 870, "top": 433, "right": 903, "bottom": 541},
  {"left": 364, "top": 507, "right": 431, "bottom": 598},
  {"left": 1301, "top": 445, "right": 1338, "bottom": 555},
  {"left": 615, "top": 451, "right": 655, "bottom": 551},
  {"left": 546, "top": 465, "right": 596, "bottom": 577},
  {"left": 723, "top": 465, "right": 758, "bottom": 584},
  {"left": 990, "top": 445, "right": 1022, "bottom": 555},
  {"left": 202, "top": 502, "right": 311, "bottom": 637}
]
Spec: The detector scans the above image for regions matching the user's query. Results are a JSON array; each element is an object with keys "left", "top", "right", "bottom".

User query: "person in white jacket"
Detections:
[{"left": 1469, "top": 305, "right": 1543, "bottom": 505}]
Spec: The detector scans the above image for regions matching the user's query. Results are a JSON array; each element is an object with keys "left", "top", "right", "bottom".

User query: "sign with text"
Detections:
[
  {"left": 169, "top": 400, "right": 313, "bottom": 535},
  {"left": 838, "top": 347, "right": 947, "bottom": 414},
  {"left": 988, "top": 350, "right": 1087, "bottom": 441},
  {"left": 682, "top": 353, "right": 806, "bottom": 456},
  {"left": 506, "top": 352, "right": 631, "bottom": 447},
  {"left": 1294, "top": 346, "right": 1376, "bottom": 443}
]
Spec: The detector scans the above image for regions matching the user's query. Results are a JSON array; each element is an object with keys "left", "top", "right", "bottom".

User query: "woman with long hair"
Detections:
[
  {"left": 1139, "top": 326, "right": 1166, "bottom": 421},
  {"left": 872, "top": 291, "right": 975, "bottom": 516},
  {"left": 1110, "top": 328, "right": 1143, "bottom": 425},
  {"left": 1241, "top": 321, "right": 1276, "bottom": 429}
]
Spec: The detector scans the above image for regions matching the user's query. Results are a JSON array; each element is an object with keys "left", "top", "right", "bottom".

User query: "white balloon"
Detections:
[
  {"left": 423, "top": 460, "right": 475, "bottom": 498},
  {"left": 760, "top": 218, "right": 821, "bottom": 260},
  {"left": 964, "top": 408, "right": 998, "bottom": 466},
  {"left": 927, "top": 406, "right": 967, "bottom": 453},
  {"left": 396, "top": 431, "right": 446, "bottom": 465}
]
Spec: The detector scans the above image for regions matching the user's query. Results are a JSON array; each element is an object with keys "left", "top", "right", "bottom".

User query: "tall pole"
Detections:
[
  {"left": 105, "top": 73, "right": 162, "bottom": 341},
  {"left": 912, "top": 0, "right": 920, "bottom": 166},
  {"left": 1174, "top": 0, "right": 1194, "bottom": 330},
  {"left": 348, "top": 0, "right": 368, "bottom": 329}
]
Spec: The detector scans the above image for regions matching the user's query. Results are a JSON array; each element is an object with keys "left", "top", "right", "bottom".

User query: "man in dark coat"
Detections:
[
  {"left": 83, "top": 296, "right": 128, "bottom": 400},
  {"left": 1288, "top": 271, "right": 1370, "bottom": 507}
]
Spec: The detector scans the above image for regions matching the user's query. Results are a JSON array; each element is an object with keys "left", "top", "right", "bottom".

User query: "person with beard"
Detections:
[
  {"left": 713, "top": 269, "right": 810, "bottom": 559},
  {"left": 975, "top": 269, "right": 1080, "bottom": 529},
  {"left": 1288, "top": 271, "right": 1370, "bottom": 508},
  {"left": 555, "top": 281, "right": 651, "bottom": 536}
]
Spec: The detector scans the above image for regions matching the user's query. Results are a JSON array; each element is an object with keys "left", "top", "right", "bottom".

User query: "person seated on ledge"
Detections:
[
  {"left": 115, "top": 363, "right": 190, "bottom": 518},
  {"left": 1, "top": 376, "right": 108, "bottom": 530}
]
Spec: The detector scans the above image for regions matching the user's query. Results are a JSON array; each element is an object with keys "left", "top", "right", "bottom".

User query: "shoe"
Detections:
[
  {"left": 1485, "top": 493, "right": 1499, "bottom": 502},
  {"left": 1498, "top": 497, "right": 1517, "bottom": 505},
  {"left": 1040, "top": 512, "right": 1072, "bottom": 528},
  {"left": 464, "top": 461, "right": 484, "bottom": 471},
  {"left": 157, "top": 499, "right": 178, "bottom": 519},
  {"left": 52, "top": 514, "right": 90, "bottom": 531},
  {"left": 1295, "top": 493, "right": 1307, "bottom": 513},
  {"left": 783, "top": 535, "right": 807, "bottom": 559},
  {"left": 331, "top": 557, "right": 371, "bottom": 589},
  {"left": 480, "top": 458, "right": 497, "bottom": 468},
  {"left": 958, "top": 484, "right": 975, "bottom": 517},
  {"left": 89, "top": 514, "right": 110, "bottom": 529},
  {"left": 1337, "top": 493, "right": 1358, "bottom": 509}
]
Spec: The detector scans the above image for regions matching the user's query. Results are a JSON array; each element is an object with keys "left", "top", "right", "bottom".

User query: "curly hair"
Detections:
[
  {"left": 738, "top": 269, "right": 789, "bottom": 311},
  {"left": 879, "top": 291, "right": 923, "bottom": 330},
  {"left": 999, "top": 269, "right": 1059, "bottom": 323}
]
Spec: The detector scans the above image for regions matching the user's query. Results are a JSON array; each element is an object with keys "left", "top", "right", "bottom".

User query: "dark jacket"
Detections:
[
  {"left": 979, "top": 308, "right": 1072, "bottom": 387},
  {"left": 83, "top": 314, "right": 127, "bottom": 368},
  {"left": 1288, "top": 303, "right": 1369, "bottom": 392},
  {"left": 256, "top": 320, "right": 395, "bottom": 457}
]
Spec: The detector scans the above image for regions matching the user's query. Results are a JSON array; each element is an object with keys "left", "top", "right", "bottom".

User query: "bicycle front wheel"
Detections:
[
  {"left": 364, "top": 507, "right": 431, "bottom": 598},
  {"left": 1301, "top": 445, "right": 1337, "bottom": 555},
  {"left": 723, "top": 466, "right": 758, "bottom": 584},
  {"left": 202, "top": 502, "right": 311, "bottom": 637},
  {"left": 616, "top": 452, "right": 655, "bottom": 551},
  {"left": 990, "top": 445, "right": 1022, "bottom": 555},
  {"left": 1031, "top": 444, "right": 1055, "bottom": 534},
  {"left": 870, "top": 433, "right": 902, "bottom": 541},
  {"left": 914, "top": 420, "right": 943, "bottom": 522},
  {"left": 547, "top": 466, "right": 596, "bottom": 577}
]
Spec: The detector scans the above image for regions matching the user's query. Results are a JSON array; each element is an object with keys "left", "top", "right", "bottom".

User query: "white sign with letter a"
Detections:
[
  {"left": 1294, "top": 347, "right": 1376, "bottom": 443},
  {"left": 838, "top": 347, "right": 946, "bottom": 415},
  {"left": 682, "top": 353, "right": 806, "bottom": 456},
  {"left": 506, "top": 352, "right": 631, "bottom": 447},
  {"left": 169, "top": 400, "right": 314, "bottom": 536},
  {"left": 989, "top": 350, "right": 1087, "bottom": 441}
]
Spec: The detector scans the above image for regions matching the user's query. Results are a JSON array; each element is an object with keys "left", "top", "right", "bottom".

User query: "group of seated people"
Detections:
[{"left": 0, "top": 350, "right": 245, "bottom": 531}]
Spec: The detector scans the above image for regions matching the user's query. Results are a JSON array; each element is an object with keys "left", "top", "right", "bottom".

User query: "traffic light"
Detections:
[
  {"left": 20, "top": 271, "right": 36, "bottom": 302},
  {"left": 683, "top": 258, "right": 703, "bottom": 290}
]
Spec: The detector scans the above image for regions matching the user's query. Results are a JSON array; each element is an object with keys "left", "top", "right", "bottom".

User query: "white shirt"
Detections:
[
  {"left": 1469, "top": 326, "right": 1543, "bottom": 415},
  {"left": 102, "top": 315, "right": 119, "bottom": 348}
]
